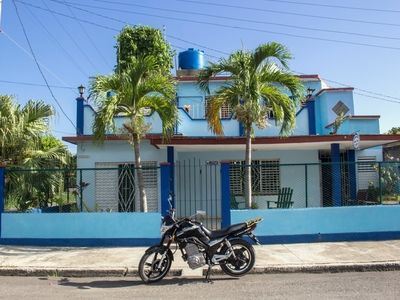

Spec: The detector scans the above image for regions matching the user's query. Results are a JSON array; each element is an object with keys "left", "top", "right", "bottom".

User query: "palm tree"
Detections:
[
  {"left": 90, "top": 56, "right": 177, "bottom": 212},
  {"left": 0, "top": 95, "right": 72, "bottom": 210},
  {"left": 198, "top": 42, "right": 304, "bottom": 208}
]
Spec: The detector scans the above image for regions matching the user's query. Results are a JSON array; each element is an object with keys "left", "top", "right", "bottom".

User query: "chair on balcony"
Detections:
[{"left": 267, "top": 187, "right": 294, "bottom": 209}]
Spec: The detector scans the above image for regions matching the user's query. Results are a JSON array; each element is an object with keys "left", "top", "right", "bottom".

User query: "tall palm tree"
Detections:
[
  {"left": 90, "top": 56, "right": 177, "bottom": 212},
  {"left": 198, "top": 42, "right": 304, "bottom": 208}
]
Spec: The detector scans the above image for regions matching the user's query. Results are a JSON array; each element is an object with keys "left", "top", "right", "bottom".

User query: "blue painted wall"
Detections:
[
  {"left": 315, "top": 90, "right": 355, "bottom": 135},
  {"left": 1, "top": 212, "right": 161, "bottom": 239},
  {"left": 232, "top": 206, "right": 400, "bottom": 240},
  {"left": 336, "top": 118, "right": 380, "bottom": 135}
]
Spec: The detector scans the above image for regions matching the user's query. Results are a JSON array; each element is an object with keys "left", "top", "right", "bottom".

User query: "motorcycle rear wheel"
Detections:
[
  {"left": 219, "top": 239, "right": 255, "bottom": 277},
  {"left": 138, "top": 247, "right": 172, "bottom": 283}
]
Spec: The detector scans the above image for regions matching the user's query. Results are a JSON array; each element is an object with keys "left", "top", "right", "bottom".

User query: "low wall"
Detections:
[
  {"left": 0, "top": 212, "right": 161, "bottom": 246},
  {"left": 232, "top": 206, "right": 400, "bottom": 244}
]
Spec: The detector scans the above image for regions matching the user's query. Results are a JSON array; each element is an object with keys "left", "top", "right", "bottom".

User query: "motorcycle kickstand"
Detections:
[{"left": 204, "top": 265, "right": 214, "bottom": 284}]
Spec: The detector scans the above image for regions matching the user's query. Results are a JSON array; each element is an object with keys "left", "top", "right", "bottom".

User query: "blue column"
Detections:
[
  {"left": 160, "top": 163, "right": 171, "bottom": 217},
  {"left": 76, "top": 97, "right": 84, "bottom": 136},
  {"left": 348, "top": 150, "right": 357, "bottom": 202},
  {"left": 331, "top": 143, "right": 342, "bottom": 206},
  {"left": 167, "top": 147, "right": 175, "bottom": 204},
  {"left": 307, "top": 100, "right": 316, "bottom": 135},
  {"left": 220, "top": 161, "right": 231, "bottom": 228},
  {"left": 239, "top": 122, "right": 244, "bottom": 136},
  {"left": 0, "top": 167, "right": 5, "bottom": 238}
]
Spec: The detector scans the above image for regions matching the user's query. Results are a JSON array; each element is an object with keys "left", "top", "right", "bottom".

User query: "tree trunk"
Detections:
[
  {"left": 133, "top": 135, "right": 148, "bottom": 212},
  {"left": 244, "top": 126, "right": 252, "bottom": 208}
]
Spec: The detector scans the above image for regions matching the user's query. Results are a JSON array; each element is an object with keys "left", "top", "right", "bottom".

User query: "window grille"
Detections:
[
  {"left": 229, "top": 159, "right": 280, "bottom": 195},
  {"left": 357, "top": 156, "right": 377, "bottom": 173},
  {"left": 205, "top": 96, "right": 232, "bottom": 119}
]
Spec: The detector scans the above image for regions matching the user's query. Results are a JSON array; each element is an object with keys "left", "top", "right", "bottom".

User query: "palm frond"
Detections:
[{"left": 253, "top": 42, "right": 292, "bottom": 70}]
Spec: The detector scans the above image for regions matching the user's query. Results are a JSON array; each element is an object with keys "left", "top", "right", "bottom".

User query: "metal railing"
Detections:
[{"left": 2, "top": 161, "right": 399, "bottom": 213}]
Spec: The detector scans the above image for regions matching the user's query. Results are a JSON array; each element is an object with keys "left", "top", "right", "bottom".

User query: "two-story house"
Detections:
[{"left": 63, "top": 48, "right": 400, "bottom": 218}]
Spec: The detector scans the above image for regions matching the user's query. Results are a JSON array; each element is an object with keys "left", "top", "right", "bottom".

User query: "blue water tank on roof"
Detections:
[{"left": 178, "top": 48, "right": 204, "bottom": 70}]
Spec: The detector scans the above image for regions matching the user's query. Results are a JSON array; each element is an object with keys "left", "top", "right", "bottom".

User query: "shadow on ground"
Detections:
[{"left": 54, "top": 276, "right": 238, "bottom": 288}]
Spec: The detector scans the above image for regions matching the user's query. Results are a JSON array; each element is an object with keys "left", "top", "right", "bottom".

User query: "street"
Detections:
[{"left": 0, "top": 271, "right": 399, "bottom": 299}]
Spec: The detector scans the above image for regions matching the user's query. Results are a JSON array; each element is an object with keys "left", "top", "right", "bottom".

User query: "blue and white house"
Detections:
[
  {"left": 2, "top": 48, "right": 400, "bottom": 246},
  {"left": 63, "top": 49, "right": 399, "bottom": 219}
]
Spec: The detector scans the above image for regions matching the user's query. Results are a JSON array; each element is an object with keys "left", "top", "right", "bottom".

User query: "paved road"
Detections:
[{"left": 1, "top": 272, "right": 399, "bottom": 299}]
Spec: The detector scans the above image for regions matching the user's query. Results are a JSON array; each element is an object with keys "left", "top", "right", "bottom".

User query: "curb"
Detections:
[{"left": 1, "top": 262, "right": 400, "bottom": 277}]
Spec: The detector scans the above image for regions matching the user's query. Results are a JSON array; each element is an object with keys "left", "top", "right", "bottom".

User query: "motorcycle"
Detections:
[{"left": 138, "top": 196, "right": 263, "bottom": 283}]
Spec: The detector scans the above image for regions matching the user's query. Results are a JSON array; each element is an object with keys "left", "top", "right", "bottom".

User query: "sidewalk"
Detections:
[{"left": 1, "top": 240, "right": 400, "bottom": 277}]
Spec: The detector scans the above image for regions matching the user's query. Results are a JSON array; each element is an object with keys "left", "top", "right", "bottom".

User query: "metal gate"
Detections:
[{"left": 175, "top": 159, "right": 221, "bottom": 229}]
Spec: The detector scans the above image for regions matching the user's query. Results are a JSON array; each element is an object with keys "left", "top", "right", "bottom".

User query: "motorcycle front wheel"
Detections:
[
  {"left": 138, "top": 247, "right": 172, "bottom": 283},
  {"left": 219, "top": 239, "right": 255, "bottom": 277}
]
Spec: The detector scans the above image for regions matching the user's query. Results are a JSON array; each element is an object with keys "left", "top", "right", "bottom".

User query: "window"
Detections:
[
  {"left": 205, "top": 96, "right": 232, "bottom": 119},
  {"left": 229, "top": 160, "right": 280, "bottom": 195}
]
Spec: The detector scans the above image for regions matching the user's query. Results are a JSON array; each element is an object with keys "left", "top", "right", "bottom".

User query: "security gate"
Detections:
[{"left": 175, "top": 159, "right": 221, "bottom": 229}]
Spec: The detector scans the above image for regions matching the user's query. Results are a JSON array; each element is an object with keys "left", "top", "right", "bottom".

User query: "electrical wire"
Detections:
[
  {"left": 177, "top": 0, "right": 400, "bottom": 28},
  {"left": 40, "top": 0, "right": 101, "bottom": 74},
  {"left": 60, "top": 0, "right": 113, "bottom": 70},
  {"left": 0, "top": 79, "right": 74, "bottom": 89},
  {"left": 11, "top": 0, "right": 76, "bottom": 129},
  {"left": 24, "top": 5, "right": 89, "bottom": 78},
  {"left": 42, "top": 0, "right": 400, "bottom": 52},
  {"left": 259, "top": 0, "right": 400, "bottom": 14},
  {"left": 1, "top": 29, "right": 73, "bottom": 88},
  {"left": 75, "top": 0, "right": 400, "bottom": 42},
  {"left": 13, "top": 0, "right": 400, "bottom": 104}
]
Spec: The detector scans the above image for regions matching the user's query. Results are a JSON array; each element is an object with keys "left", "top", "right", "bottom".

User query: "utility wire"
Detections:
[
  {"left": 259, "top": 0, "right": 400, "bottom": 14},
  {"left": 177, "top": 0, "right": 400, "bottom": 28},
  {"left": 1, "top": 29, "right": 73, "bottom": 88},
  {"left": 0, "top": 79, "right": 74, "bottom": 89},
  {"left": 60, "top": 0, "right": 112, "bottom": 70},
  {"left": 41, "top": 0, "right": 101, "bottom": 74},
  {"left": 77, "top": 0, "right": 400, "bottom": 42},
  {"left": 42, "top": 0, "right": 400, "bottom": 52},
  {"left": 11, "top": 0, "right": 76, "bottom": 129},
  {"left": 25, "top": 5, "right": 89, "bottom": 78},
  {"left": 15, "top": 0, "right": 400, "bottom": 104}
]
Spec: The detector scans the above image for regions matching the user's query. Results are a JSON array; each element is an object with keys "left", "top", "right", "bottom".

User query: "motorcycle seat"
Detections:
[{"left": 202, "top": 223, "right": 247, "bottom": 239}]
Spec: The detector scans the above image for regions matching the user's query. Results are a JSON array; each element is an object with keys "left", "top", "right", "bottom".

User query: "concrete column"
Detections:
[
  {"left": 160, "top": 163, "right": 171, "bottom": 217},
  {"left": 348, "top": 150, "right": 357, "bottom": 203},
  {"left": 167, "top": 147, "right": 175, "bottom": 205},
  {"left": 220, "top": 161, "right": 231, "bottom": 228},
  {"left": 0, "top": 167, "right": 4, "bottom": 237},
  {"left": 76, "top": 97, "right": 84, "bottom": 136},
  {"left": 331, "top": 143, "right": 342, "bottom": 206}
]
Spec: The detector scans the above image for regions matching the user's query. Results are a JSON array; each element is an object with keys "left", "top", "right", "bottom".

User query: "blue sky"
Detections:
[{"left": 1, "top": 0, "right": 400, "bottom": 153}]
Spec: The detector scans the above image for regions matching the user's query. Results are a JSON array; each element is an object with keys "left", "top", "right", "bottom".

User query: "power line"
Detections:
[
  {"left": 40, "top": 0, "right": 101, "bottom": 74},
  {"left": 15, "top": 0, "right": 400, "bottom": 104},
  {"left": 259, "top": 0, "right": 400, "bottom": 14},
  {"left": 11, "top": 0, "right": 76, "bottom": 129},
  {"left": 0, "top": 79, "right": 74, "bottom": 89},
  {"left": 177, "top": 0, "right": 400, "bottom": 28},
  {"left": 44, "top": 0, "right": 400, "bottom": 52},
  {"left": 79, "top": 0, "right": 400, "bottom": 42},
  {"left": 16, "top": 1, "right": 120, "bottom": 32},
  {"left": 60, "top": 0, "right": 113, "bottom": 70},
  {"left": 1, "top": 30, "right": 73, "bottom": 88},
  {"left": 24, "top": 5, "right": 89, "bottom": 78}
]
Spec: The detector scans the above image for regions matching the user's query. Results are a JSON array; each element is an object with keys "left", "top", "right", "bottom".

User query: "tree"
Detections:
[
  {"left": 116, "top": 25, "right": 174, "bottom": 75},
  {"left": 198, "top": 42, "right": 304, "bottom": 208},
  {"left": 386, "top": 127, "right": 400, "bottom": 134},
  {"left": 0, "top": 95, "right": 72, "bottom": 210},
  {"left": 90, "top": 55, "right": 177, "bottom": 212}
]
